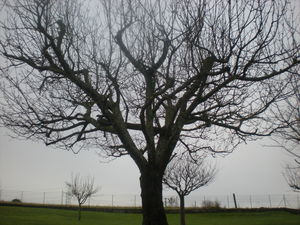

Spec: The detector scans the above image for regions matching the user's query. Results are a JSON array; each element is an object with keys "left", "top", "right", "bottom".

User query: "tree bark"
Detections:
[
  {"left": 140, "top": 168, "right": 169, "bottom": 225},
  {"left": 78, "top": 203, "right": 82, "bottom": 221},
  {"left": 179, "top": 194, "right": 186, "bottom": 225}
]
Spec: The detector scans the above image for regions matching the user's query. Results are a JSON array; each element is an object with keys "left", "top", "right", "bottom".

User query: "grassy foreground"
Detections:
[{"left": 0, "top": 206, "right": 300, "bottom": 225}]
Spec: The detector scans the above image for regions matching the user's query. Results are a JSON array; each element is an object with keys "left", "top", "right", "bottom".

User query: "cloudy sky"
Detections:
[
  {"left": 0, "top": 0, "right": 299, "bottom": 206},
  {"left": 0, "top": 126, "right": 296, "bottom": 196}
]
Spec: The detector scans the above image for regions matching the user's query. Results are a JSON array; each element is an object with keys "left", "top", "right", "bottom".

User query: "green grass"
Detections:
[{"left": 0, "top": 206, "right": 300, "bottom": 225}]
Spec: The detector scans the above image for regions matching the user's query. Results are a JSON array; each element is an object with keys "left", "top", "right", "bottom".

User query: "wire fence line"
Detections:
[
  {"left": 0, "top": 189, "right": 299, "bottom": 209},
  {"left": 183, "top": 193, "right": 300, "bottom": 209}
]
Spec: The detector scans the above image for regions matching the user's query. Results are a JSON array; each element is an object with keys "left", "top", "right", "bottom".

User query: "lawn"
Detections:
[{"left": 0, "top": 206, "right": 300, "bottom": 225}]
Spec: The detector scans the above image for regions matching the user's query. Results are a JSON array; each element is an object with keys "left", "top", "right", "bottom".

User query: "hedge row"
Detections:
[{"left": 1, "top": 201, "right": 299, "bottom": 214}]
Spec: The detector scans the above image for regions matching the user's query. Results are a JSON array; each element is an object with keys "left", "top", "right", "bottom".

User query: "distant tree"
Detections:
[
  {"left": 165, "top": 197, "right": 178, "bottom": 207},
  {"left": 0, "top": 1, "right": 300, "bottom": 224},
  {"left": 66, "top": 174, "right": 98, "bottom": 220},
  {"left": 163, "top": 154, "right": 216, "bottom": 225},
  {"left": 201, "top": 200, "right": 221, "bottom": 209},
  {"left": 11, "top": 198, "right": 22, "bottom": 203}
]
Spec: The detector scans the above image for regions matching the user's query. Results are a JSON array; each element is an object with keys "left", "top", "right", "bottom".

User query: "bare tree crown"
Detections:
[
  {"left": 1, "top": 1, "right": 299, "bottom": 224},
  {"left": 272, "top": 76, "right": 300, "bottom": 159},
  {"left": 66, "top": 174, "right": 98, "bottom": 205},
  {"left": 163, "top": 154, "right": 216, "bottom": 196},
  {"left": 0, "top": 0, "right": 299, "bottom": 172}
]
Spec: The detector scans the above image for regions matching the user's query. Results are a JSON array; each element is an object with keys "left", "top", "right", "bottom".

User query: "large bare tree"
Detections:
[
  {"left": 271, "top": 75, "right": 300, "bottom": 159},
  {"left": 66, "top": 174, "right": 98, "bottom": 220},
  {"left": 284, "top": 165, "right": 300, "bottom": 192},
  {"left": 0, "top": 1, "right": 299, "bottom": 224},
  {"left": 163, "top": 154, "right": 216, "bottom": 225},
  {"left": 272, "top": 76, "right": 300, "bottom": 191}
]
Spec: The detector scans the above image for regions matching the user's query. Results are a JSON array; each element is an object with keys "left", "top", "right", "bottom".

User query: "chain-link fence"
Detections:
[
  {"left": 0, "top": 189, "right": 142, "bottom": 207},
  {"left": 0, "top": 189, "right": 299, "bottom": 209},
  {"left": 181, "top": 194, "right": 300, "bottom": 209}
]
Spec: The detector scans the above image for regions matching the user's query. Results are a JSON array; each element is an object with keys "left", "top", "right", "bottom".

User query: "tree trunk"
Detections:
[
  {"left": 179, "top": 194, "right": 186, "bottom": 225},
  {"left": 140, "top": 169, "right": 169, "bottom": 225},
  {"left": 78, "top": 203, "right": 82, "bottom": 221}
]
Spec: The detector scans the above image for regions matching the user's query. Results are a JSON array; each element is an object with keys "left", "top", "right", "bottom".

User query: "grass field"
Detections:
[{"left": 0, "top": 206, "right": 300, "bottom": 225}]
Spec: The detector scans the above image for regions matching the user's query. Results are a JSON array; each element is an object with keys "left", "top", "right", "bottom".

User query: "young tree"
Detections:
[
  {"left": 66, "top": 174, "right": 98, "bottom": 220},
  {"left": 163, "top": 154, "right": 216, "bottom": 225},
  {"left": 0, "top": 1, "right": 300, "bottom": 225}
]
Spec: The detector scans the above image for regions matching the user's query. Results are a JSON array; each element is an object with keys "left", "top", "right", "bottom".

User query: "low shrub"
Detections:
[
  {"left": 11, "top": 199, "right": 22, "bottom": 203},
  {"left": 202, "top": 200, "right": 221, "bottom": 209}
]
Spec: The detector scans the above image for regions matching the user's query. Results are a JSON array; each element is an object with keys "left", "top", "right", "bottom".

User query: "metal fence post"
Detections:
[
  {"left": 227, "top": 195, "right": 230, "bottom": 208},
  {"left": 249, "top": 195, "right": 252, "bottom": 208},
  {"left": 268, "top": 195, "right": 272, "bottom": 208},
  {"left": 134, "top": 195, "right": 137, "bottom": 207},
  {"left": 61, "top": 191, "right": 64, "bottom": 205},
  {"left": 283, "top": 195, "right": 287, "bottom": 207},
  {"left": 43, "top": 192, "right": 46, "bottom": 204},
  {"left": 233, "top": 193, "right": 238, "bottom": 208},
  {"left": 65, "top": 191, "right": 71, "bottom": 205}
]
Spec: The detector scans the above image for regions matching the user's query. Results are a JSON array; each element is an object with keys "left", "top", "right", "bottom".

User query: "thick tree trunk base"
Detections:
[{"left": 140, "top": 170, "right": 169, "bottom": 225}]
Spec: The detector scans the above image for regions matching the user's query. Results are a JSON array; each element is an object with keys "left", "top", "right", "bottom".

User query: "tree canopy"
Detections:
[
  {"left": 163, "top": 155, "right": 216, "bottom": 197},
  {"left": 1, "top": 0, "right": 299, "bottom": 167},
  {"left": 0, "top": 1, "right": 299, "bottom": 225}
]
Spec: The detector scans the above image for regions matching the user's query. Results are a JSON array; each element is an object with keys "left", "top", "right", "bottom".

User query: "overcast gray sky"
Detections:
[
  {"left": 0, "top": 0, "right": 299, "bottom": 202},
  {"left": 0, "top": 126, "right": 296, "bottom": 196}
]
